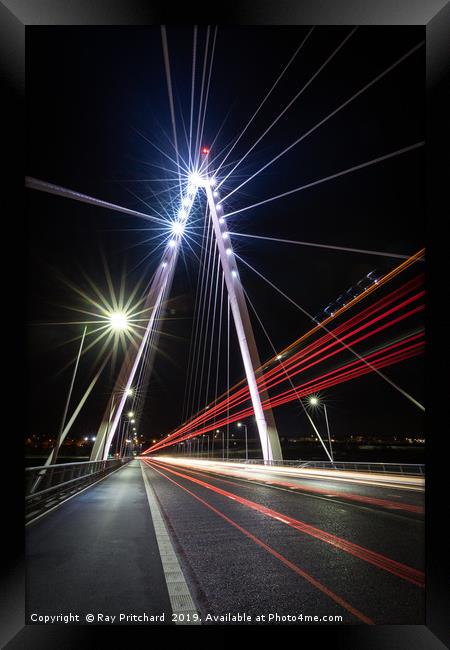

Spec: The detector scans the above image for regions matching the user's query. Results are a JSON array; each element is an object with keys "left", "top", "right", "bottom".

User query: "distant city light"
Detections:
[
  {"left": 168, "top": 239, "right": 176, "bottom": 248},
  {"left": 126, "top": 388, "right": 133, "bottom": 396},
  {"left": 226, "top": 248, "right": 232, "bottom": 256}
]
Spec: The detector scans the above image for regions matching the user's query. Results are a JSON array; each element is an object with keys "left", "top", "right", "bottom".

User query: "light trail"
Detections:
[
  {"left": 229, "top": 232, "right": 422, "bottom": 261},
  {"left": 236, "top": 253, "right": 425, "bottom": 411},
  {"left": 146, "top": 459, "right": 425, "bottom": 588},
  {"left": 243, "top": 285, "right": 334, "bottom": 461},
  {"left": 148, "top": 339, "right": 424, "bottom": 452},
  {"left": 217, "top": 27, "right": 357, "bottom": 190},
  {"left": 146, "top": 332, "right": 424, "bottom": 453},
  {"left": 25, "top": 177, "right": 166, "bottom": 224},
  {"left": 224, "top": 141, "right": 425, "bottom": 218},
  {"left": 221, "top": 39, "right": 424, "bottom": 202},
  {"left": 144, "top": 459, "right": 375, "bottom": 624},
  {"left": 177, "top": 251, "right": 425, "bottom": 428},
  {"left": 145, "top": 276, "right": 425, "bottom": 451},
  {"left": 145, "top": 458, "right": 424, "bottom": 514}
]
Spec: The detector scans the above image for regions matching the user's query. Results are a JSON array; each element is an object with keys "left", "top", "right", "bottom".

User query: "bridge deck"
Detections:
[{"left": 26, "top": 460, "right": 174, "bottom": 624}]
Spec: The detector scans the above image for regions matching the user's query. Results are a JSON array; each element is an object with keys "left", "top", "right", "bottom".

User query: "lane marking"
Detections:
[
  {"left": 148, "top": 459, "right": 425, "bottom": 588},
  {"left": 145, "top": 460, "right": 374, "bottom": 625},
  {"left": 140, "top": 461, "right": 200, "bottom": 625}
]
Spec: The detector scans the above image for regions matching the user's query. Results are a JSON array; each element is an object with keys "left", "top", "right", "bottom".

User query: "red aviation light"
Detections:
[{"left": 201, "top": 146, "right": 210, "bottom": 155}]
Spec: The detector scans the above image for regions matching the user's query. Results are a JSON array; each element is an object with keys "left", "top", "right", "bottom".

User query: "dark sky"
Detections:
[{"left": 27, "top": 26, "right": 425, "bottom": 444}]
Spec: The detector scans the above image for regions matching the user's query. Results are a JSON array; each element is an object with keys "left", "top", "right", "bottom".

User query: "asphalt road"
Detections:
[
  {"left": 141, "top": 457, "right": 424, "bottom": 625},
  {"left": 26, "top": 457, "right": 424, "bottom": 626}
]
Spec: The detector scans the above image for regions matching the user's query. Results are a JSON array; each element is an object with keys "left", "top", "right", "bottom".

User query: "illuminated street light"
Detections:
[
  {"left": 128, "top": 411, "right": 134, "bottom": 418},
  {"left": 108, "top": 311, "right": 129, "bottom": 331},
  {"left": 237, "top": 422, "right": 248, "bottom": 461},
  {"left": 309, "top": 396, "right": 333, "bottom": 461},
  {"left": 126, "top": 388, "right": 133, "bottom": 397}
]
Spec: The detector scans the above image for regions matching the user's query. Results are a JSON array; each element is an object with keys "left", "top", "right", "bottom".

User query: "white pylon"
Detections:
[
  {"left": 203, "top": 181, "right": 282, "bottom": 463},
  {"left": 92, "top": 156, "right": 282, "bottom": 463}
]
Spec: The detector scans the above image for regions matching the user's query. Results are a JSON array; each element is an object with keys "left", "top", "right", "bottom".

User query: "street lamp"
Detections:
[
  {"left": 108, "top": 311, "right": 129, "bottom": 331},
  {"left": 309, "top": 396, "right": 334, "bottom": 462},
  {"left": 237, "top": 422, "right": 248, "bottom": 461}
]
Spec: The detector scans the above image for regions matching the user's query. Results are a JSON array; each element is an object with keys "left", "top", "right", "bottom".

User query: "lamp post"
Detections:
[
  {"left": 237, "top": 422, "right": 248, "bottom": 461},
  {"left": 50, "top": 325, "right": 87, "bottom": 465},
  {"left": 309, "top": 396, "right": 334, "bottom": 462}
]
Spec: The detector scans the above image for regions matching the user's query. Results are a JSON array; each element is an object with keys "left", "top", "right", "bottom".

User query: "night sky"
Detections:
[{"left": 27, "top": 26, "right": 425, "bottom": 445}]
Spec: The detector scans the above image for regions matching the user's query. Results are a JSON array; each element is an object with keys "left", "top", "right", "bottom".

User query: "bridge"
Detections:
[{"left": 24, "top": 25, "right": 426, "bottom": 628}]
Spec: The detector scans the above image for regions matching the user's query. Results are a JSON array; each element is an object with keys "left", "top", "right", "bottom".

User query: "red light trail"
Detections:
[
  {"left": 144, "top": 273, "right": 424, "bottom": 455},
  {"left": 144, "top": 459, "right": 425, "bottom": 588},
  {"left": 144, "top": 459, "right": 375, "bottom": 624}
]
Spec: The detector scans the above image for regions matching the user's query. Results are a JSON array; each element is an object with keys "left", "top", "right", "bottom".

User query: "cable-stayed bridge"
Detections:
[{"left": 25, "top": 26, "right": 425, "bottom": 626}]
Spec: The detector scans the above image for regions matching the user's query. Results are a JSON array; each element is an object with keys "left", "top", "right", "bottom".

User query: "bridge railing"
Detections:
[
  {"left": 25, "top": 457, "right": 132, "bottom": 522},
  {"left": 205, "top": 458, "right": 425, "bottom": 476}
]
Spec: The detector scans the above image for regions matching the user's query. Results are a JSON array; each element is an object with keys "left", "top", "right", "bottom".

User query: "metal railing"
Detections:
[
  {"left": 25, "top": 457, "right": 132, "bottom": 521},
  {"left": 192, "top": 457, "right": 425, "bottom": 476}
]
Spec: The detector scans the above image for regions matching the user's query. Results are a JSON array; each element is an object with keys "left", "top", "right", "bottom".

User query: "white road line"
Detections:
[{"left": 140, "top": 461, "right": 200, "bottom": 625}]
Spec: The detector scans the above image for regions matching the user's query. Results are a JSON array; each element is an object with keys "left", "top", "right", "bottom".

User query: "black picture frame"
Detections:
[{"left": 1, "top": 1, "right": 448, "bottom": 647}]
